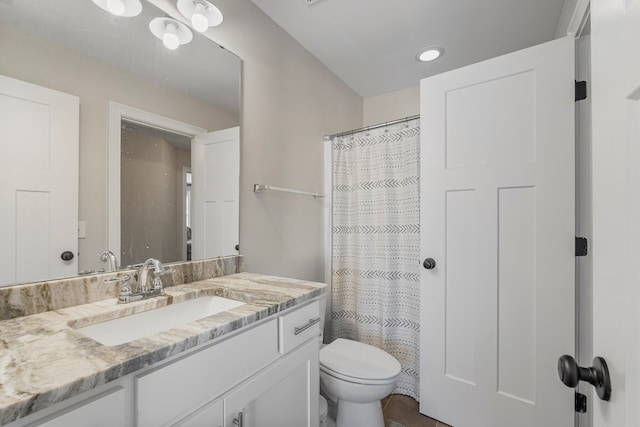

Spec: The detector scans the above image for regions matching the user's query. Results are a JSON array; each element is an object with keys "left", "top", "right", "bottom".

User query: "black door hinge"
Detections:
[
  {"left": 576, "top": 237, "right": 588, "bottom": 257},
  {"left": 575, "top": 81, "right": 588, "bottom": 101},
  {"left": 575, "top": 392, "right": 587, "bottom": 413}
]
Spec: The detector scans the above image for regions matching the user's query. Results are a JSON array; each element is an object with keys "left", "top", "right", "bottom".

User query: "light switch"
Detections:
[{"left": 78, "top": 221, "right": 87, "bottom": 239}]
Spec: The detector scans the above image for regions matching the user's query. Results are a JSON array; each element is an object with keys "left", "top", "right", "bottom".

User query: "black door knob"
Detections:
[
  {"left": 235, "top": 244, "right": 240, "bottom": 251},
  {"left": 60, "top": 251, "right": 74, "bottom": 261},
  {"left": 557, "top": 355, "right": 611, "bottom": 401},
  {"left": 423, "top": 258, "right": 436, "bottom": 269}
]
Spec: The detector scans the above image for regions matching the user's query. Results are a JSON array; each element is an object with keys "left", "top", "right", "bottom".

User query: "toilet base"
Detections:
[{"left": 336, "top": 399, "right": 384, "bottom": 427}]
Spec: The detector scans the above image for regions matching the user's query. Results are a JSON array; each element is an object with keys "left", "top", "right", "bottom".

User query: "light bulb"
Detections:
[
  {"left": 417, "top": 47, "right": 444, "bottom": 62},
  {"left": 191, "top": 2, "right": 209, "bottom": 32},
  {"left": 106, "top": 0, "right": 125, "bottom": 16},
  {"left": 162, "top": 23, "right": 180, "bottom": 50}
]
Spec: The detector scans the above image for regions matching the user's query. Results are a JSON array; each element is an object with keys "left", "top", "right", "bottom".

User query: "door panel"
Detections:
[
  {"left": 420, "top": 37, "right": 575, "bottom": 427},
  {"left": 191, "top": 127, "right": 239, "bottom": 260},
  {"left": 0, "top": 74, "right": 79, "bottom": 286}
]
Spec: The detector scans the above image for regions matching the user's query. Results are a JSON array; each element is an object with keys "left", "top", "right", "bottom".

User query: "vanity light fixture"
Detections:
[
  {"left": 416, "top": 46, "right": 445, "bottom": 62},
  {"left": 177, "top": 0, "right": 223, "bottom": 32},
  {"left": 149, "top": 17, "right": 193, "bottom": 50},
  {"left": 91, "top": 0, "right": 142, "bottom": 17}
]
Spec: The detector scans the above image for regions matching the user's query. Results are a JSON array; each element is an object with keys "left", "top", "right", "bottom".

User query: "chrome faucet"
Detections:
[
  {"left": 137, "top": 258, "right": 163, "bottom": 293},
  {"left": 100, "top": 250, "right": 119, "bottom": 272},
  {"left": 116, "top": 258, "right": 174, "bottom": 304}
]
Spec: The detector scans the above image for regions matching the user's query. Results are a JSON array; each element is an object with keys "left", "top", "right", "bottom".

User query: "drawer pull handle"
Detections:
[
  {"left": 294, "top": 317, "right": 321, "bottom": 335},
  {"left": 233, "top": 411, "right": 244, "bottom": 426}
]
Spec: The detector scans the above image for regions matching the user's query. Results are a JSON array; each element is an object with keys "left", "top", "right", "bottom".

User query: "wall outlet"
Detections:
[{"left": 78, "top": 221, "right": 86, "bottom": 239}]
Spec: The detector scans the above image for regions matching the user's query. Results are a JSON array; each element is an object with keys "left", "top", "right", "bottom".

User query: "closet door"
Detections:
[{"left": 420, "top": 37, "right": 575, "bottom": 427}]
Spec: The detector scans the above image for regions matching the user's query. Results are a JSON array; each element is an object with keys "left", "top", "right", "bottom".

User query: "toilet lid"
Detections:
[{"left": 320, "top": 338, "right": 401, "bottom": 381}]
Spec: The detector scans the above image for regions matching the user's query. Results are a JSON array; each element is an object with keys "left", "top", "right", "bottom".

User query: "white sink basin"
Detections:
[{"left": 75, "top": 296, "right": 245, "bottom": 346}]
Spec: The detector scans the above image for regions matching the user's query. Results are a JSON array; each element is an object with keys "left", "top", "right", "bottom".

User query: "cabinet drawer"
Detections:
[
  {"left": 136, "top": 319, "right": 278, "bottom": 427},
  {"left": 278, "top": 301, "right": 320, "bottom": 354},
  {"left": 31, "top": 387, "right": 126, "bottom": 427}
]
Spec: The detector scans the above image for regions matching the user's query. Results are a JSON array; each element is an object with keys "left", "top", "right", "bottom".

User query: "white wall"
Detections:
[
  {"left": 150, "top": 0, "right": 363, "bottom": 282},
  {"left": 363, "top": 85, "right": 420, "bottom": 127}
]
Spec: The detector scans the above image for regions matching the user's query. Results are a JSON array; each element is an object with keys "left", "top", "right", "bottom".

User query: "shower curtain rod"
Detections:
[{"left": 323, "top": 114, "right": 420, "bottom": 140}]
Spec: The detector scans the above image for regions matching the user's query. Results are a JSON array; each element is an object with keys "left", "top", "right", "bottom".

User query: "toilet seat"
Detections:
[{"left": 320, "top": 339, "right": 401, "bottom": 385}]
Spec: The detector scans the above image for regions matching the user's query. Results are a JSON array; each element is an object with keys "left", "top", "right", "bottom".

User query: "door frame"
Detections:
[
  {"left": 564, "top": 1, "right": 592, "bottom": 426},
  {"left": 107, "top": 102, "right": 206, "bottom": 262}
]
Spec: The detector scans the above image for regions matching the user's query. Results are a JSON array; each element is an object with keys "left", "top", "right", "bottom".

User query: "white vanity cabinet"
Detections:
[
  {"left": 136, "top": 319, "right": 281, "bottom": 426},
  {"left": 5, "top": 300, "right": 320, "bottom": 427},
  {"left": 223, "top": 339, "right": 319, "bottom": 427},
  {"left": 170, "top": 300, "right": 321, "bottom": 427},
  {"left": 27, "top": 387, "right": 128, "bottom": 427}
]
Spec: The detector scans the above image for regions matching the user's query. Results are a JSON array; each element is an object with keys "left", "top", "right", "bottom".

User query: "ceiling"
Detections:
[{"left": 250, "top": 0, "right": 567, "bottom": 98}]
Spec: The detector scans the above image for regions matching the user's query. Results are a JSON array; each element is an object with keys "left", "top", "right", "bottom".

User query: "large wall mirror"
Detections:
[{"left": 0, "top": 0, "right": 241, "bottom": 287}]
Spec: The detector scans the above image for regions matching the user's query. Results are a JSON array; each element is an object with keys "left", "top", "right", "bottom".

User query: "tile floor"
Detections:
[{"left": 382, "top": 394, "right": 452, "bottom": 427}]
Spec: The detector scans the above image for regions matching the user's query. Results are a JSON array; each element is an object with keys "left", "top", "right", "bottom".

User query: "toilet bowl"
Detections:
[{"left": 319, "top": 338, "right": 401, "bottom": 427}]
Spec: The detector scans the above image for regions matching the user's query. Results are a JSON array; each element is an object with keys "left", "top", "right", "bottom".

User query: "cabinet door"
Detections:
[
  {"left": 31, "top": 387, "right": 126, "bottom": 427},
  {"left": 224, "top": 339, "right": 319, "bottom": 427},
  {"left": 173, "top": 399, "right": 223, "bottom": 427}
]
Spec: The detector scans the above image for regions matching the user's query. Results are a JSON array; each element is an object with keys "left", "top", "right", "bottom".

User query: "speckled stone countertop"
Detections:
[{"left": 0, "top": 272, "right": 327, "bottom": 426}]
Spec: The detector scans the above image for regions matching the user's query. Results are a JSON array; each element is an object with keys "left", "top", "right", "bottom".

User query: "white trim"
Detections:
[
  {"left": 107, "top": 102, "right": 206, "bottom": 262},
  {"left": 323, "top": 137, "right": 333, "bottom": 342},
  {"left": 182, "top": 166, "right": 192, "bottom": 262},
  {"left": 566, "top": 0, "right": 590, "bottom": 38}
]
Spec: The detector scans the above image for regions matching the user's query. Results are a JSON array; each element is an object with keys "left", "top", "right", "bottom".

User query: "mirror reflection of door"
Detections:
[
  {"left": 0, "top": 75, "right": 79, "bottom": 286},
  {"left": 191, "top": 127, "right": 240, "bottom": 260},
  {"left": 120, "top": 122, "right": 192, "bottom": 267}
]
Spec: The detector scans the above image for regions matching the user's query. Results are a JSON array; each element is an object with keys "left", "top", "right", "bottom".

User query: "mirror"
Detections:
[{"left": 0, "top": 0, "right": 241, "bottom": 287}]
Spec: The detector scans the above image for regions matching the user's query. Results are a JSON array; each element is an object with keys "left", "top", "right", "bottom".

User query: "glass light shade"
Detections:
[
  {"left": 191, "top": 2, "right": 209, "bottom": 32},
  {"left": 149, "top": 17, "right": 193, "bottom": 50},
  {"left": 91, "top": 0, "right": 142, "bottom": 17},
  {"left": 207, "top": 6, "right": 223, "bottom": 27},
  {"left": 177, "top": 0, "right": 223, "bottom": 31},
  {"left": 163, "top": 23, "right": 180, "bottom": 50},
  {"left": 106, "top": 0, "right": 125, "bottom": 15}
]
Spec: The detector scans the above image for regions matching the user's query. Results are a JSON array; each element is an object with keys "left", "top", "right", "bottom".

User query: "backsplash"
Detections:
[{"left": 0, "top": 255, "right": 243, "bottom": 320}]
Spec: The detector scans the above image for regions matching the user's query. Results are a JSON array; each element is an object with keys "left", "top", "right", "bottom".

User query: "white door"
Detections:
[
  {"left": 0, "top": 75, "right": 79, "bottom": 286},
  {"left": 591, "top": 0, "right": 640, "bottom": 426},
  {"left": 420, "top": 37, "right": 575, "bottom": 427},
  {"left": 191, "top": 127, "right": 240, "bottom": 259}
]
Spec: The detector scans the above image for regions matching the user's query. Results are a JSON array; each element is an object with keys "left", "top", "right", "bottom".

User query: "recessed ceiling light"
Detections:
[{"left": 416, "top": 47, "right": 444, "bottom": 62}]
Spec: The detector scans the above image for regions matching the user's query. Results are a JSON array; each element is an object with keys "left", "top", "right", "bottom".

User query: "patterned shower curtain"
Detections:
[{"left": 330, "top": 118, "right": 420, "bottom": 400}]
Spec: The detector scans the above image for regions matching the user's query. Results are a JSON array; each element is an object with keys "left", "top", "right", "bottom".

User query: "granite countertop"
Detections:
[{"left": 0, "top": 272, "right": 327, "bottom": 426}]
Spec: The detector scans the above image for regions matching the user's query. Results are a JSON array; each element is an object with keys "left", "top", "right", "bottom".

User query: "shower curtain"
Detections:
[{"left": 330, "top": 118, "right": 420, "bottom": 400}]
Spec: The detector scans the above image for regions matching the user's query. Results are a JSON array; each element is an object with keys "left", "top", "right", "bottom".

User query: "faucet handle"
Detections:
[
  {"left": 162, "top": 267, "right": 176, "bottom": 275},
  {"left": 104, "top": 275, "right": 132, "bottom": 303}
]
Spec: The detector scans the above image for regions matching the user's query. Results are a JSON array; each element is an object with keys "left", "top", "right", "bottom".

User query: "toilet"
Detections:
[{"left": 319, "top": 338, "right": 401, "bottom": 427}]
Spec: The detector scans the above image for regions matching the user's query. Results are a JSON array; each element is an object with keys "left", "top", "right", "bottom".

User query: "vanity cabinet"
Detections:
[
  {"left": 6, "top": 299, "right": 320, "bottom": 427},
  {"left": 28, "top": 387, "right": 127, "bottom": 427},
  {"left": 223, "top": 339, "right": 318, "bottom": 427},
  {"left": 136, "top": 319, "right": 280, "bottom": 426}
]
